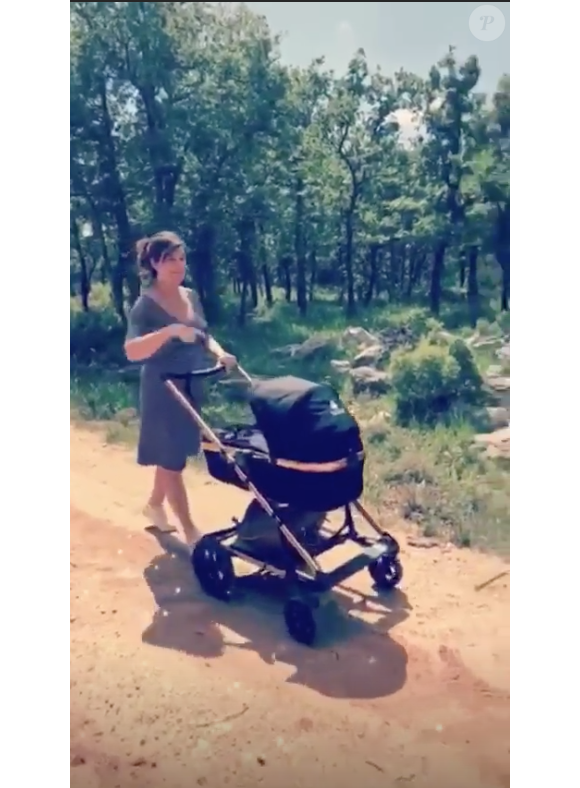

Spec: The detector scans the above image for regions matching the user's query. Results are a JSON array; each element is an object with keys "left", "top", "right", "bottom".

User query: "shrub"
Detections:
[
  {"left": 384, "top": 306, "right": 432, "bottom": 335},
  {"left": 448, "top": 338, "right": 483, "bottom": 401},
  {"left": 475, "top": 318, "right": 498, "bottom": 336},
  {"left": 496, "top": 310, "right": 510, "bottom": 335},
  {"left": 391, "top": 338, "right": 483, "bottom": 425},
  {"left": 70, "top": 307, "right": 126, "bottom": 367}
]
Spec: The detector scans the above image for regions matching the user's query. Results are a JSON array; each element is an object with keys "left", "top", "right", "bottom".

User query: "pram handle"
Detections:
[
  {"left": 161, "top": 363, "right": 226, "bottom": 381},
  {"left": 161, "top": 363, "right": 253, "bottom": 383}
]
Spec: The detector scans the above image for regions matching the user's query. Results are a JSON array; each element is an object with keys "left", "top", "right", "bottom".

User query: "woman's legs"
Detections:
[
  {"left": 143, "top": 467, "right": 175, "bottom": 532},
  {"left": 147, "top": 466, "right": 167, "bottom": 507},
  {"left": 156, "top": 466, "right": 201, "bottom": 547}
]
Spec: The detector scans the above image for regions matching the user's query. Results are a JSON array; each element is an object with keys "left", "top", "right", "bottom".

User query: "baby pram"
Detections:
[{"left": 163, "top": 363, "right": 402, "bottom": 646}]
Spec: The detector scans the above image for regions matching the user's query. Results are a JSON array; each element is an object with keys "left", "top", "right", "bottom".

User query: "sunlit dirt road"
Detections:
[{"left": 70, "top": 425, "right": 509, "bottom": 788}]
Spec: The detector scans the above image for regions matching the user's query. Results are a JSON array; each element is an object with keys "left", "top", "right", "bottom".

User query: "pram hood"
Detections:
[{"left": 249, "top": 375, "right": 363, "bottom": 465}]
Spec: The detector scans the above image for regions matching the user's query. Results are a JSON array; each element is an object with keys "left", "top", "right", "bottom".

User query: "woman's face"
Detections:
[{"left": 153, "top": 246, "right": 186, "bottom": 286}]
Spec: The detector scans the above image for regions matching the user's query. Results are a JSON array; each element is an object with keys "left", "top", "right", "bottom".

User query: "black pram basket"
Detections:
[{"left": 202, "top": 375, "right": 365, "bottom": 512}]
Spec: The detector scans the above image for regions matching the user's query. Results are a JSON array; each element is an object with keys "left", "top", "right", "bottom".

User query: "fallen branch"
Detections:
[
  {"left": 474, "top": 570, "right": 509, "bottom": 591},
  {"left": 195, "top": 703, "right": 249, "bottom": 729}
]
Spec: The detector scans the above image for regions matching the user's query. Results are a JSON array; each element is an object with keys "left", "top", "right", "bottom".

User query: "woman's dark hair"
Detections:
[{"left": 135, "top": 231, "right": 184, "bottom": 280}]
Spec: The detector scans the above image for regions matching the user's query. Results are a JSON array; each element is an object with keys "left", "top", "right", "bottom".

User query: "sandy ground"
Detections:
[{"left": 70, "top": 425, "right": 509, "bottom": 788}]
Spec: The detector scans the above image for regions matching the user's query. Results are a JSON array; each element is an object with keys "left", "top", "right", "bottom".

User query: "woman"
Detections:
[{"left": 124, "top": 230, "right": 237, "bottom": 550}]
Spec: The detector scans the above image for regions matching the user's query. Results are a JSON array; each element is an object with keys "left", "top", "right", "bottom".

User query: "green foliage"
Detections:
[
  {"left": 69, "top": 4, "right": 509, "bottom": 554},
  {"left": 70, "top": 297, "right": 509, "bottom": 554},
  {"left": 391, "top": 337, "right": 483, "bottom": 425},
  {"left": 70, "top": 309, "right": 126, "bottom": 367},
  {"left": 71, "top": 369, "right": 136, "bottom": 421},
  {"left": 496, "top": 310, "right": 510, "bottom": 335},
  {"left": 70, "top": 2, "right": 509, "bottom": 322},
  {"left": 449, "top": 337, "right": 484, "bottom": 394}
]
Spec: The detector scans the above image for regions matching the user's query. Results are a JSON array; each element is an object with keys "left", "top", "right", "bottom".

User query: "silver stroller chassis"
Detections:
[{"left": 162, "top": 362, "right": 403, "bottom": 646}]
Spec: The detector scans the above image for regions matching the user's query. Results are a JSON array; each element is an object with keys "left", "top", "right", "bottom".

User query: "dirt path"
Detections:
[{"left": 70, "top": 425, "right": 509, "bottom": 788}]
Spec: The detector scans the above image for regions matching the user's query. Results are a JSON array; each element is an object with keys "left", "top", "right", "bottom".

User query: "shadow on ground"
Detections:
[{"left": 142, "top": 530, "right": 411, "bottom": 701}]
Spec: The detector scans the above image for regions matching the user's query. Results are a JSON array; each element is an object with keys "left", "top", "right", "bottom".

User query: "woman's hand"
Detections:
[{"left": 217, "top": 352, "right": 238, "bottom": 372}]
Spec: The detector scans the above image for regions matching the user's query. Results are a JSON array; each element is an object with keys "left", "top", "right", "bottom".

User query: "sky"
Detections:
[{"left": 244, "top": 2, "right": 510, "bottom": 96}]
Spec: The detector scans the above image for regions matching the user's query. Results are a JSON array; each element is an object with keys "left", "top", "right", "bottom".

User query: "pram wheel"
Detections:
[
  {"left": 283, "top": 599, "right": 317, "bottom": 646},
  {"left": 369, "top": 555, "right": 403, "bottom": 591},
  {"left": 192, "top": 537, "right": 236, "bottom": 601}
]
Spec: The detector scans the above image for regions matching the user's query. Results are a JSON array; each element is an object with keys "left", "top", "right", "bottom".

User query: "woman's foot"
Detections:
[
  {"left": 185, "top": 526, "right": 203, "bottom": 552},
  {"left": 143, "top": 503, "right": 177, "bottom": 533}
]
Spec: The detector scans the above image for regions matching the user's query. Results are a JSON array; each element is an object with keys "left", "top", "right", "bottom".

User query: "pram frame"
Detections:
[{"left": 163, "top": 363, "right": 402, "bottom": 643}]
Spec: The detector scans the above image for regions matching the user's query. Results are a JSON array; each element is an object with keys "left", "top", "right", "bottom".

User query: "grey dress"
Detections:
[{"left": 126, "top": 289, "right": 212, "bottom": 472}]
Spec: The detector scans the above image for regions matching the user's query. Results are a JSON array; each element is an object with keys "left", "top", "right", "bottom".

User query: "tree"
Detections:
[{"left": 70, "top": 3, "right": 510, "bottom": 326}]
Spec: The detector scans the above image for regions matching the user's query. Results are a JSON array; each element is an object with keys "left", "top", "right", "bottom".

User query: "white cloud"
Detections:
[
  {"left": 392, "top": 108, "right": 424, "bottom": 144},
  {"left": 393, "top": 109, "right": 418, "bottom": 134},
  {"left": 335, "top": 19, "right": 356, "bottom": 51},
  {"left": 337, "top": 20, "right": 352, "bottom": 35}
]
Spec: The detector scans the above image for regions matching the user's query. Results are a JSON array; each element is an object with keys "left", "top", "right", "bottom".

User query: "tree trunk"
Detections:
[
  {"left": 406, "top": 246, "right": 423, "bottom": 299},
  {"left": 344, "top": 204, "right": 356, "bottom": 316},
  {"left": 236, "top": 217, "right": 256, "bottom": 325},
  {"left": 257, "top": 226, "right": 273, "bottom": 307},
  {"left": 262, "top": 265, "right": 273, "bottom": 306},
  {"left": 410, "top": 249, "right": 426, "bottom": 293},
  {"left": 495, "top": 202, "right": 510, "bottom": 311},
  {"left": 96, "top": 78, "right": 137, "bottom": 320},
  {"left": 280, "top": 255, "right": 292, "bottom": 302},
  {"left": 429, "top": 241, "right": 446, "bottom": 315},
  {"left": 497, "top": 248, "right": 510, "bottom": 311},
  {"left": 308, "top": 250, "right": 317, "bottom": 302},
  {"left": 467, "top": 245, "right": 479, "bottom": 327},
  {"left": 138, "top": 82, "right": 177, "bottom": 227},
  {"left": 385, "top": 239, "right": 397, "bottom": 301},
  {"left": 192, "top": 222, "right": 219, "bottom": 322},
  {"left": 459, "top": 250, "right": 466, "bottom": 288},
  {"left": 363, "top": 243, "right": 379, "bottom": 306},
  {"left": 71, "top": 216, "right": 91, "bottom": 312},
  {"left": 294, "top": 178, "right": 307, "bottom": 316},
  {"left": 71, "top": 156, "right": 119, "bottom": 313}
]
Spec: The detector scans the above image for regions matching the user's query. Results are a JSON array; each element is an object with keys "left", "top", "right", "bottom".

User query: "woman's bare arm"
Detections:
[
  {"left": 124, "top": 326, "right": 175, "bottom": 362},
  {"left": 124, "top": 296, "right": 197, "bottom": 362},
  {"left": 206, "top": 335, "right": 225, "bottom": 358}
]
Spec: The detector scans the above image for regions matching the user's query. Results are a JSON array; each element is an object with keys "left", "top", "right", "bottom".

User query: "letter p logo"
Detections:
[{"left": 469, "top": 5, "right": 506, "bottom": 41}]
